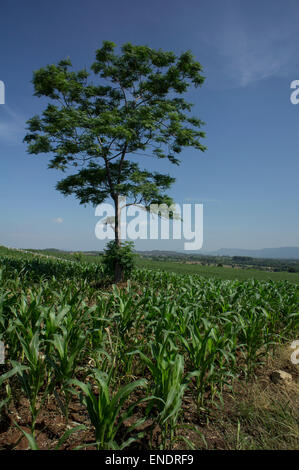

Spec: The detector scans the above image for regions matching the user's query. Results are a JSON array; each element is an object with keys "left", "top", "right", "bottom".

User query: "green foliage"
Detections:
[
  {"left": 102, "top": 241, "right": 136, "bottom": 281},
  {"left": 0, "top": 253, "right": 104, "bottom": 282},
  {"left": 135, "top": 257, "right": 299, "bottom": 283},
  {"left": 11, "top": 333, "right": 49, "bottom": 436},
  {"left": 132, "top": 333, "right": 191, "bottom": 447},
  {"left": 24, "top": 42, "right": 206, "bottom": 178},
  {"left": 70, "top": 369, "right": 147, "bottom": 449}
]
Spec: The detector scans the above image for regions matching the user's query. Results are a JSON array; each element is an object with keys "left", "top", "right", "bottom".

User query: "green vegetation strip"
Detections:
[{"left": 136, "top": 258, "right": 299, "bottom": 283}]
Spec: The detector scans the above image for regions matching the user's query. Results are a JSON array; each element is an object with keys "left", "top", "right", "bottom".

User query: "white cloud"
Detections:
[
  {"left": 200, "top": 1, "right": 299, "bottom": 87},
  {"left": 220, "top": 30, "right": 295, "bottom": 87},
  {"left": 52, "top": 217, "right": 63, "bottom": 224}
]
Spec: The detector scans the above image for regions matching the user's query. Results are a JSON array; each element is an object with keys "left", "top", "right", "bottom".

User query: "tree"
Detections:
[{"left": 24, "top": 41, "right": 206, "bottom": 282}]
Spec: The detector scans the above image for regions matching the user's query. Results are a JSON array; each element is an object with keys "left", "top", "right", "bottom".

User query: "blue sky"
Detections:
[{"left": 0, "top": 0, "right": 298, "bottom": 252}]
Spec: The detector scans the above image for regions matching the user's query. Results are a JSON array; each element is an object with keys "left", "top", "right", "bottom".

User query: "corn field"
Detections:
[{"left": 0, "top": 253, "right": 298, "bottom": 449}]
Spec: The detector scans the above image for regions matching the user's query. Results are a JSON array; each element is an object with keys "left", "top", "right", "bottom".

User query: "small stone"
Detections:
[{"left": 270, "top": 370, "right": 292, "bottom": 384}]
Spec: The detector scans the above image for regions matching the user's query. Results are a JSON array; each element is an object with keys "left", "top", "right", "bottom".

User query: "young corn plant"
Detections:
[
  {"left": 47, "top": 326, "right": 87, "bottom": 424},
  {"left": 180, "top": 321, "right": 236, "bottom": 406},
  {"left": 236, "top": 308, "right": 276, "bottom": 376},
  {"left": 111, "top": 284, "right": 142, "bottom": 338},
  {"left": 109, "top": 288, "right": 148, "bottom": 377},
  {"left": 11, "top": 332, "right": 49, "bottom": 437},
  {"left": 88, "top": 297, "right": 113, "bottom": 352},
  {"left": 70, "top": 369, "right": 147, "bottom": 449},
  {"left": 133, "top": 334, "right": 190, "bottom": 448}
]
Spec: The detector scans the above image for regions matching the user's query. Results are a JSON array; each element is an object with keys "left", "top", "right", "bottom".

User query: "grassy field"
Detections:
[
  {"left": 0, "top": 248, "right": 298, "bottom": 450},
  {"left": 2, "top": 246, "right": 299, "bottom": 284},
  {"left": 136, "top": 258, "right": 299, "bottom": 283}
]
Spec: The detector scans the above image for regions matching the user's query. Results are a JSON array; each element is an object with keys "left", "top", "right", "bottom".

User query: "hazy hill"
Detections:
[{"left": 206, "top": 247, "right": 299, "bottom": 260}]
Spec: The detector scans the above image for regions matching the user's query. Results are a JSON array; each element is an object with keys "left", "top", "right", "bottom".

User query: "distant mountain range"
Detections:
[{"left": 204, "top": 247, "right": 299, "bottom": 259}]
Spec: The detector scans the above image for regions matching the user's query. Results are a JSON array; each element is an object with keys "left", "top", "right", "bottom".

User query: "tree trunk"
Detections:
[{"left": 114, "top": 195, "right": 123, "bottom": 283}]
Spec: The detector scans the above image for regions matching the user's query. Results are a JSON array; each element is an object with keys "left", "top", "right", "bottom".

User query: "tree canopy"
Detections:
[{"left": 24, "top": 41, "right": 206, "bottom": 219}]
